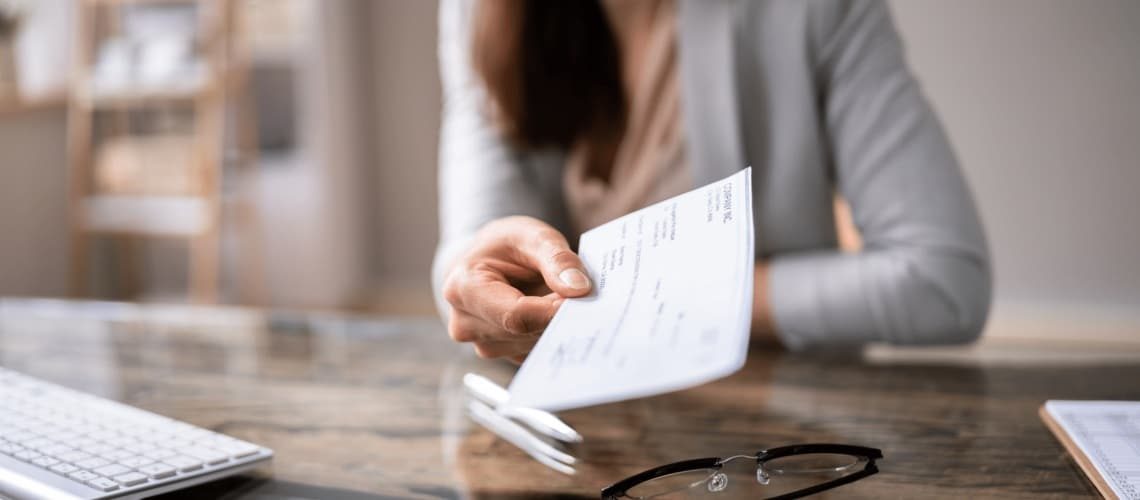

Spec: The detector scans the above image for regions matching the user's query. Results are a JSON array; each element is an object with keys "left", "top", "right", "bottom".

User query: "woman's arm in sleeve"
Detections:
[
  {"left": 767, "top": 0, "right": 992, "bottom": 349},
  {"left": 433, "top": 0, "right": 568, "bottom": 318}
]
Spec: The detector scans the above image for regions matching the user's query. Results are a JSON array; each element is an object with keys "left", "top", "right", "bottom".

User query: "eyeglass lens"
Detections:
[
  {"left": 760, "top": 453, "right": 862, "bottom": 476},
  {"left": 624, "top": 468, "right": 720, "bottom": 499}
]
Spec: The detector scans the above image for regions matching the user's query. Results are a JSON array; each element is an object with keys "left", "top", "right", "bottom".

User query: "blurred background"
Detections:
[{"left": 0, "top": 0, "right": 1137, "bottom": 345}]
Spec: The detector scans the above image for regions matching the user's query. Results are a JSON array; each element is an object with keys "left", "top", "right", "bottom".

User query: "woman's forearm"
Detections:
[{"left": 750, "top": 262, "right": 781, "bottom": 346}]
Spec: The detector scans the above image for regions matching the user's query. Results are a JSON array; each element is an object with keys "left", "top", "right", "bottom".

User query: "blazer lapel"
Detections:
[{"left": 678, "top": 0, "right": 744, "bottom": 185}]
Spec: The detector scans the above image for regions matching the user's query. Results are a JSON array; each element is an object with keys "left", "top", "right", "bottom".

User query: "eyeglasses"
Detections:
[{"left": 601, "top": 443, "right": 882, "bottom": 499}]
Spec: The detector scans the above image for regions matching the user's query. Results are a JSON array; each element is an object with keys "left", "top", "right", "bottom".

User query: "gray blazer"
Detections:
[{"left": 433, "top": 0, "right": 991, "bottom": 349}]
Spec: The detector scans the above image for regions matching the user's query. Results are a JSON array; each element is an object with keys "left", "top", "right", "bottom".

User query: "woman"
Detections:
[{"left": 433, "top": 0, "right": 991, "bottom": 360}]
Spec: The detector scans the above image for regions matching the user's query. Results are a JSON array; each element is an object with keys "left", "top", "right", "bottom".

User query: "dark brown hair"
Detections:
[{"left": 472, "top": 0, "right": 625, "bottom": 154}]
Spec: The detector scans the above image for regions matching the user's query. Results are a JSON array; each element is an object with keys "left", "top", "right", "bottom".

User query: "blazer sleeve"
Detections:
[
  {"left": 767, "top": 0, "right": 992, "bottom": 348},
  {"left": 432, "top": 0, "right": 570, "bottom": 318}
]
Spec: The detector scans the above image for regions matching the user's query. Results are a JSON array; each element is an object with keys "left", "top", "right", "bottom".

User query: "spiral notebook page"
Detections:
[{"left": 1041, "top": 400, "right": 1140, "bottom": 500}]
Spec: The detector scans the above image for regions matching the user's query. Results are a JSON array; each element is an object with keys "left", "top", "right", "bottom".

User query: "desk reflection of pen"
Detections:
[{"left": 463, "top": 373, "right": 582, "bottom": 474}]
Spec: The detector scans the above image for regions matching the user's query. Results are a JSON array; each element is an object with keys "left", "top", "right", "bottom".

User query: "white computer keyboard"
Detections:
[{"left": 0, "top": 366, "right": 273, "bottom": 500}]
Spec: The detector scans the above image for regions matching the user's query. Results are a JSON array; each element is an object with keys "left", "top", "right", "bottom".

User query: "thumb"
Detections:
[{"left": 520, "top": 230, "right": 592, "bottom": 298}]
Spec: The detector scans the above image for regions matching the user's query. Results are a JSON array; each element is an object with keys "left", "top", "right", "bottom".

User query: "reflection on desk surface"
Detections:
[{"left": 1, "top": 298, "right": 1137, "bottom": 499}]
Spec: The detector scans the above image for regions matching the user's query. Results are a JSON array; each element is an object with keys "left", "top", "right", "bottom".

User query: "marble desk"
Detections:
[{"left": 1, "top": 298, "right": 1138, "bottom": 499}]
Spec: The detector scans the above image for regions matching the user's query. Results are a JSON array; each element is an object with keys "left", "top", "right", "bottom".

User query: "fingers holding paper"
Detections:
[
  {"left": 473, "top": 339, "right": 543, "bottom": 360},
  {"left": 453, "top": 307, "right": 543, "bottom": 359},
  {"left": 442, "top": 216, "right": 589, "bottom": 359},
  {"left": 446, "top": 294, "right": 557, "bottom": 341}
]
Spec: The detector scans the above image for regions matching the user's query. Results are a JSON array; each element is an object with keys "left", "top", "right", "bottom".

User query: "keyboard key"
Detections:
[
  {"left": 196, "top": 435, "right": 232, "bottom": 447},
  {"left": 40, "top": 444, "right": 74, "bottom": 456},
  {"left": 182, "top": 447, "right": 229, "bottom": 465},
  {"left": 89, "top": 431, "right": 118, "bottom": 442},
  {"left": 49, "top": 463, "right": 79, "bottom": 475},
  {"left": 87, "top": 477, "right": 120, "bottom": 492},
  {"left": 23, "top": 437, "right": 55, "bottom": 449},
  {"left": 217, "top": 442, "right": 262, "bottom": 458},
  {"left": 13, "top": 449, "right": 42, "bottom": 462},
  {"left": 144, "top": 448, "right": 177, "bottom": 460},
  {"left": 112, "top": 471, "right": 148, "bottom": 486},
  {"left": 163, "top": 456, "right": 203, "bottom": 472},
  {"left": 0, "top": 443, "right": 24, "bottom": 455},
  {"left": 119, "top": 456, "right": 154, "bottom": 468},
  {"left": 71, "top": 424, "right": 98, "bottom": 435},
  {"left": 176, "top": 429, "right": 211, "bottom": 441},
  {"left": 6, "top": 431, "right": 37, "bottom": 444},
  {"left": 56, "top": 450, "right": 92, "bottom": 463},
  {"left": 70, "top": 438, "right": 99, "bottom": 449},
  {"left": 67, "top": 470, "right": 100, "bottom": 482},
  {"left": 119, "top": 427, "right": 144, "bottom": 437},
  {"left": 104, "top": 449, "right": 133, "bottom": 461},
  {"left": 21, "top": 425, "right": 50, "bottom": 437},
  {"left": 31, "top": 456, "right": 60, "bottom": 468},
  {"left": 165, "top": 438, "right": 192, "bottom": 449},
  {"left": 33, "top": 426, "right": 64, "bottom": 438},
  {"left": 80, "top": 443, "right": 115, "bottom": 455},
  {"left": 133, "top": 433, "right": 160, "bottom": 443},
  {"left": 75, "top": 457, "right": 110, "bottom": 469},
  {"left": 94, "top": 464, "right": 131, "bottom": 477},
  {"left": 123, "top": 442, "right": 156, "bottom": 453},
  {"left": 52, "top": 431, "right": 81, "bottom": 442},
  {"left": 138, "top": 462, "right": 176, "bottom": 479}
]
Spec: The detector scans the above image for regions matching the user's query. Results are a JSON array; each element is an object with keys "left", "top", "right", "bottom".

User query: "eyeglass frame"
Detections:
[{"left": 601, "top": 443, "right": 883, "bottom": 500}]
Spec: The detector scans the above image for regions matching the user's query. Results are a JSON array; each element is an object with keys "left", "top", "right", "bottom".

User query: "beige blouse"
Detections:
[{"left": 562, "top": 0, "right": 692, "bottom": 235}]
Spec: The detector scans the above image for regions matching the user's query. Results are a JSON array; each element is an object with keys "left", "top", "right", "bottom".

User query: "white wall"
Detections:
[
  {"left": 0, "top": 109, "right": 69, "bottom": 297},
  {"left": 361, "top": 1, "right": 442, "bottom": 313},
  {"left": 890, "top": 0, "right": 1140, "bottom": 341},
  {"left": 259, "top": 0, "right": 373, "bottom": 308},
  {"left": 0, "top": 0, "right": 71, "bottom": 297}
]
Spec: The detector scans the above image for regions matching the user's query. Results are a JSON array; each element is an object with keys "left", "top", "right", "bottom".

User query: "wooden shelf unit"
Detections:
[{"left": 67, "top": 0, "right": 262, "bottom": 304}]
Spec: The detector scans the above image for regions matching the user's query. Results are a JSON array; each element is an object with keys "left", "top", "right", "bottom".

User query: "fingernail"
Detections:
[{"left": 559, "top": 268, "right": 590, "bottom": 290}]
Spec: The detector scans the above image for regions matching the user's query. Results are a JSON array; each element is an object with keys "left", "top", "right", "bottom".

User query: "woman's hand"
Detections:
[{"left": 442, "top": 216, "right": 592, "bottom": 362}]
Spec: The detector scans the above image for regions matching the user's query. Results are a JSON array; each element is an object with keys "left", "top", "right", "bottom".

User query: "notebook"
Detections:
[{"left": 1040, "top": 400, "right": 1140, "bottom": 499}]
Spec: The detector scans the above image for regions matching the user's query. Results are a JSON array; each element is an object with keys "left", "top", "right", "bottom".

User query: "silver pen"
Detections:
[{"left": 462, "top": 372, "right": 584, "bottom": 443}]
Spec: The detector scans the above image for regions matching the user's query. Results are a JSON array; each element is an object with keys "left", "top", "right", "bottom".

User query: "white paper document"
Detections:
[{"left": 507, "top": 168, "right": 755, "bottom": 412}]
